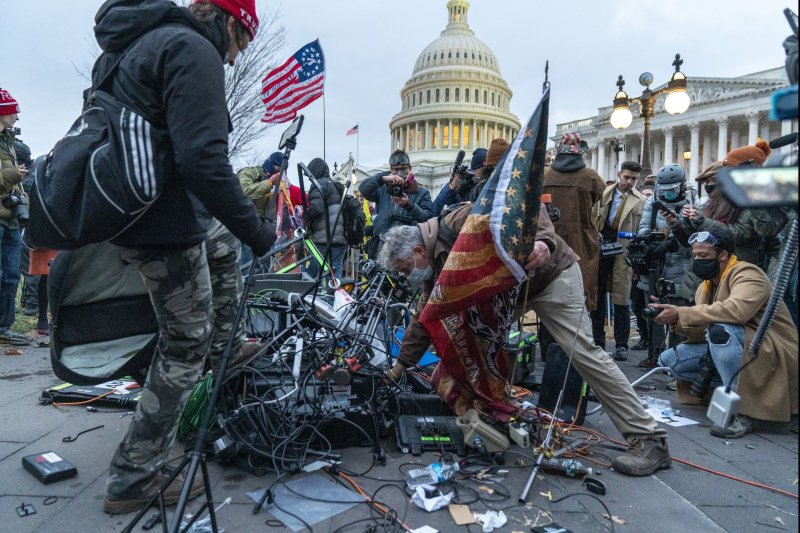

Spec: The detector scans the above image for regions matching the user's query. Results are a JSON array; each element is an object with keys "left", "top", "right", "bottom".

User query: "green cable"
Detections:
[{"left": 177, "top": 373, "right": 214, "bottom": 440}]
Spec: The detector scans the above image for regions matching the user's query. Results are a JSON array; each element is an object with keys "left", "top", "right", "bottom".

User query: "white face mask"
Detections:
[{"left": 406, "top": 254, "right": 432, "bottom": 288}]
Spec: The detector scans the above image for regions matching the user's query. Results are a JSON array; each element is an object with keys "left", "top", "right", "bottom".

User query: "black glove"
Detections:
[{"left": 648, "top": 236, "right": 678, "bottom": 260}]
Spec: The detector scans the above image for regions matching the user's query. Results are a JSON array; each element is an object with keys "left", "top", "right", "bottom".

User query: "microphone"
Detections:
[
  {"left": 769, "top": 132, "right": 798, "bottom": 149},
  {"left": 452, "top": 150, "right": 466, "bottom": 172}
]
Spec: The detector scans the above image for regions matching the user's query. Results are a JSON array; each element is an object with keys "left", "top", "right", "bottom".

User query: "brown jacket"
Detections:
[
  {"left": 594, "top": 185, "right": 645, "bottom": 305},
  {"left": 676, "top": 261, "right": 799, "bottom": 422},
  {"left": 397, "top": 204, "right": 577, "bottom": 368},
  {"left": 543, "top": 166, "right": 606, "bottom": 310}
]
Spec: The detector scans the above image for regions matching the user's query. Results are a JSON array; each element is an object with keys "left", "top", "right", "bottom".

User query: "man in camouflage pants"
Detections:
[{"left": 105, "top": 220, "right": 247, "bottom": 512}]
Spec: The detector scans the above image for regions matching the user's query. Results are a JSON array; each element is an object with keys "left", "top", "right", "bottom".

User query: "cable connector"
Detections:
[{"left": 508, "top": 423, "right": 530, "bottom": 449}]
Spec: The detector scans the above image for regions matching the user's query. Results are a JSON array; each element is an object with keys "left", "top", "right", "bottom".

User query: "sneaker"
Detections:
[
  {"left": 631, "top": 339, "right": 648, "bottom": 351},
  {"left": 710, "top": 415, "right": 752, "bottom": 439},
  {"left": 638, "top": 357, "right": 658, "bottom": 369},
  {"left": 103, "top": 467, "right": 205, "bottom": 515},
  {"left": 612, "top": 437, "right": 672, "bottom": 476},
  {"left": 612, "top": 346, "right": 628, "bottom": 361},
  {"left": 0, "top": 331, "right": 32, "bottom": 346}
]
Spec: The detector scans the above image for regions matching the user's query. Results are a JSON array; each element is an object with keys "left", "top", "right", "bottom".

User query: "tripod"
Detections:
[{"left": 123, "top": 117, "right": 305, "bottom": 533}]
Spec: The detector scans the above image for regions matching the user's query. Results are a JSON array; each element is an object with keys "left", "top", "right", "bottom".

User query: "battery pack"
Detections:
[{"left": 22, "top": 452, "right": 78, "bottom": 484}]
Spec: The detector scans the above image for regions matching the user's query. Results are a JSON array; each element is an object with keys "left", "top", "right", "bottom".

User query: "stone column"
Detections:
[
  {"left": 780, "top": 118, "right": 794, "bottom": 153},
  {"left": 676, "top": 136, "right": 686, "bottom": 172},
  {"left": 425, "top": 121, "right": 431, "bottom": 150},
  {"left": 472, "top": 119, "right": 477, "bottom": 148},
  {"left": 689, "top": 122, "right": 700, "bottom": 179},
  {"left": 746, "top": 111, "right": 760, "bottom": 146},
  {"left": 662, "top": 127, "right": 674, "bottom": 165},
  {"left": 597, "top": 140, "right": 607, "bottom": 180},
  {"left": 590, "top": 146, "right": 598, "bottom": 170},
  {"left": 702, "top": 130, "right": 713, "bottom": 169},
  {"left": 436, "top": 120, "right": 442, "bottom": 150},
  {"left": 447, "top": 119, "right": 453, "bottom": 149},
  {"left": 760, "top": 123, "right": 771, "bottom": 144},
  {"left": 716, "top": 117, "right": 728, "bottom": 160},
  {"left": 729, "top": 127, "right": 740, "bottom": 150},
  {"left": 652, "top": 140, "right": 662, "bottom": 173},
  {"left": 460, "top": 119, "right": 466, "bottom": 148},
  {"left": 629, "top": 134, "right": 641, "bottom": 164}
]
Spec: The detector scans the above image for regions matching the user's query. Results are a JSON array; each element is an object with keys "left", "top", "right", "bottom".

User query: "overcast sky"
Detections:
[{"left": 4, "top": 0, "right": 793, "bottom": 173}]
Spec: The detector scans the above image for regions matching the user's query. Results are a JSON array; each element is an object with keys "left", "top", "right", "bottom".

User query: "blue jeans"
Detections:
[
  {"left": 658, "top": 323, "right": 746, "bottom": 390},
  {"left": 306, "top": 244, "right": 347, "bottom": 281},
  {"left": 0, "top": 224, "right": 22, "bottom": 331}
]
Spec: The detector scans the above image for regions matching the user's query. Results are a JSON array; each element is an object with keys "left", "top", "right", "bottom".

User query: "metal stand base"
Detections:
[{"left": 586, "top": 366, "right": 673, "bottom": 416}]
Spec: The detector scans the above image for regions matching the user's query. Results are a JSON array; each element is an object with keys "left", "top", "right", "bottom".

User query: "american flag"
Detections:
[
  {"left": 419, "top": 85, "right": 550, "bottom": 420},
  {"left": 261, "top": 40, "right": 325, "bottom": 124},
  {"left": 346, "top": 124, "right": 359, "bottom": 136}
]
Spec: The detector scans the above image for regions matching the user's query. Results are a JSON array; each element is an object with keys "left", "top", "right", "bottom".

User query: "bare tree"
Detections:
[{"left": 74, "top": 4, "right": 286, "bottom": 166}]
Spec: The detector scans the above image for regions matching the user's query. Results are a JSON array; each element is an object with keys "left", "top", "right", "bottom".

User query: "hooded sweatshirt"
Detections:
[{"left": 93, "top": 0, "right": 274, "bottom": 254}]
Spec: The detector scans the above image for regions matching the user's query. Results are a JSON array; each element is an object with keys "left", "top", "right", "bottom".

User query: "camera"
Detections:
[
  {"left": 690, "top": 348, "right": 717, "bottom": 398},
  {"left": 642, "top": 278, "right": 676, "bottom": 319},
  {"left": 626, "top": 232, "right": 665, "bottom": 275},
  {"left": 389, "top": 183, "right": 404, "bottom": 198},
  {"left": 2, "top": 193, "right": 29, "bottom": 225}
]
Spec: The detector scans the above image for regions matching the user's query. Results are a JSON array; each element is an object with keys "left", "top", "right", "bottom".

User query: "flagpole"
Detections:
[
  {"left": 356, "top": 122, "right": 359, "bottom": 168},
  {"left": 323, "top": 91, "right": 327, "bottom": 161}
]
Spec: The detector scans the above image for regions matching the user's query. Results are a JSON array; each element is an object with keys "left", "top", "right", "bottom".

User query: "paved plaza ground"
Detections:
[{"left": 0, "top": 340, "right": 797, "bottom": 532}]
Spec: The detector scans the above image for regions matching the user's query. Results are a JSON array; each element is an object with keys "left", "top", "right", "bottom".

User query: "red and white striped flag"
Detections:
[
  {"left": 261, "top": 40, "right": 325, "bottom": 124},
  {"left": 346, "top": 124, "right": 359, "bottom": 136}
]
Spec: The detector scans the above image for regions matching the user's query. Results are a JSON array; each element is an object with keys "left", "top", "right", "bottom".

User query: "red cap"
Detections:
[
  {"left": 198, "top": 0, "right": 259, "bottom": 39},
  {"left": 0, "top": 89, "right": 19, "bottom": 116}
]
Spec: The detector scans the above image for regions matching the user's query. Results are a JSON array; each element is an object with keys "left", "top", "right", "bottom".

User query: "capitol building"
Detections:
[
  {"left": 387, "top": 0, "right": 521, "bottom": 191},
  {"left": 554, "top": 67, "right": 797, "bottom": 184}
]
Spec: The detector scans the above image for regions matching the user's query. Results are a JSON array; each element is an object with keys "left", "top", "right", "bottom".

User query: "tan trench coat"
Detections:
[
  {"left": 594, "top": 185, "right": 645, "bottom": 305},
  {"left": 543, "top": 166, "right": 606, "bottom": 310},
  {"left": 676, "top": 261, "right": 799, "bottom": 422}
]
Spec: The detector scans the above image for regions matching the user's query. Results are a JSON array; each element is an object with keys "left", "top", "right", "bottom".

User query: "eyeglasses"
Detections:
[{"left": 688, "top": 231, "right": 720, "bottom": 246}]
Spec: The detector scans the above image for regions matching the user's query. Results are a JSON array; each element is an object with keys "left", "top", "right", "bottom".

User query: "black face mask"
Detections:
[
  {"left": 704, "top": 184, "right": 716, "bottom": 195},
  {"left": 693, "top": 257, "right": 721, "bottom": 280}
]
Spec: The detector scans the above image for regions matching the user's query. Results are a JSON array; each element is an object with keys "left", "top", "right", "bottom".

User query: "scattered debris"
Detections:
[
  {"left": 723, "top": 440, "right": 732, "bottom": 446},
  {"left": 776, "top": 517, "right": 786, "bottom": 526},
  {"left": 602, "top": 513, "right": 626, "bottom": 525},
  {"left": 16, "top": 503, "right": 36, "bottom": 517},
  {"left": 478, "top": 485, "right": 495, "bottom": 494},
  {"left": 473, "top": 510, "right": 507, "bottom": 532},
  {"left": 3, "top": 349, "right": 23, "bottom": 356},
  {"left": 63, "top": 424, "right": 104, "bottom": 443},
  {"left": 449, "top": 504, "right": 475, "bottom": 525}
]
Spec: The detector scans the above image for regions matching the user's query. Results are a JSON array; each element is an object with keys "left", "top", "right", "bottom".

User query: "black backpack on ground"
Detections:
[
  {"left": 341, "top": 194, "right": 366, "bottom": 247},
  {"left": 27, "top": 38, "right": 170, "bottom": 250}
]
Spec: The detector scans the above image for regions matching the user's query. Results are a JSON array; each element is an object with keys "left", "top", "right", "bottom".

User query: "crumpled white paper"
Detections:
[
  {"left": 410, "top": 485, "right": 453, "bottom": 512},
  {"left": 473, "top": 510, "right": 507, "bottom": 532}
]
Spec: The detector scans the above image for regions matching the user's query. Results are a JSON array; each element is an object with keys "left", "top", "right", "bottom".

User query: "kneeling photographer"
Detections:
[
  {"left": 650, "top": 225, "right": 798, "bottom": 439},
  {"left": 634, "top": 164, "right": 698, "bottom": 367},
  {"left": 359, "top": 149, "right": 433, "bottom": 257}
]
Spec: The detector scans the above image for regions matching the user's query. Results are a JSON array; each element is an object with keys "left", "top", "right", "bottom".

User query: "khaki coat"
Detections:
[
  {"left": 676, "top": 261, "right": 799, "bottom": 422},
  {"left": 594, "top": 185, "right": 645, "bottom": 305},
  {"left": 543, "top": 166, "right": 606, "bottom": 310}
]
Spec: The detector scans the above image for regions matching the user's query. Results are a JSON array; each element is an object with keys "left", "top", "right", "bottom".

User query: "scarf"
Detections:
[{"left": 703, "top": 255, "right": 739, "bottom": 296}]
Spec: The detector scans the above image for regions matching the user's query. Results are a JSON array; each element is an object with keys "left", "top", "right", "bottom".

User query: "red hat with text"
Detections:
[
  {"left": 198, "top": 0, "right": 259, "bottom": 39},
  {"left": 0, "top": 89, "right": 19, "bottom": 116}
]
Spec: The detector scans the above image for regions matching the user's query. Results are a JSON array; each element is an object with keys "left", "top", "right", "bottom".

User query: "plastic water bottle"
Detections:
[
  {"left": 406, "top": 462, "right": 460, "bottom": 488},
  {"left": 617, "top": 231, "right": 636, "bottom": 239}
]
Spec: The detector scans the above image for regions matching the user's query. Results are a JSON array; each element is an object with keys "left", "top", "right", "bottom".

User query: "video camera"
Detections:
[
  {"left": 626, "top": 232, "right": 665, "bottom": 275},
  {"left": 642, "top": 278, "right": 676, "bottom": 319},
  {"left": 2, "top": 192, "right": 29, "bottom": 225}
]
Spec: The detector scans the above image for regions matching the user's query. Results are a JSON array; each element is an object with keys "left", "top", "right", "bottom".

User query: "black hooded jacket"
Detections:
[{"left": 93, "top": 0, "right": 274, "bottom": 254}]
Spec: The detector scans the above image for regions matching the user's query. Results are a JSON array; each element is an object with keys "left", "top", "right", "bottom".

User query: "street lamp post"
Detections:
[{"left": 609, "top": 54, "right": 691, "bottom": 180}]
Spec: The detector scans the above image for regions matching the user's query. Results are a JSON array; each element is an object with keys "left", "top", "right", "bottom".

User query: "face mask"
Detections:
[
  {"left": 406, "top": 255, "right": 433, "bottom": 288},
  {"left": 662, "top": 189, "right": 680, "bottom": 202},
  {"left": 705, "top": 183, "right": 716, "bottom": 195},
  {"left": 692, "top": 257, "right": 721, "bottom": 280}
]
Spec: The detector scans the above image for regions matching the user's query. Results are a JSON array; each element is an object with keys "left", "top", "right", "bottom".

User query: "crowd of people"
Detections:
[{"left": 1, "top": 0, "right": 796, "bottom": 518}]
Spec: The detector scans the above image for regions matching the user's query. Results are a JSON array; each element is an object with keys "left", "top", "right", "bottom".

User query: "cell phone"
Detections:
[
  {"left": 653, "top": 200, "right": 679, "bottom": 219},
  {"left": 278, "top": 115, "right": 304, "bottom": 150}
]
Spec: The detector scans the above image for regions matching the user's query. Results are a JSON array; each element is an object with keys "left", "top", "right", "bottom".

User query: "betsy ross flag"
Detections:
[
  {"left": 419, "top": 85, "right": 550, "bottom": 420},
  {"left": 261, "top": 40, "right": 325, "bottom": 124},
  {"left": 346, "top": 124, "right": 359, "bottom": 136}
]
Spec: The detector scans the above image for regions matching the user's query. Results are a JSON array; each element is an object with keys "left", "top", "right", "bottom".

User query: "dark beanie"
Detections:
[
  {"left": 262, "top": 151, "right": 284, "bottom": 174},
  {"left": 307, "top": 157, "right": 330, "bottom": 179},
  {"left": 13, "top": 139, "right": 31, "bottom": 167}
]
